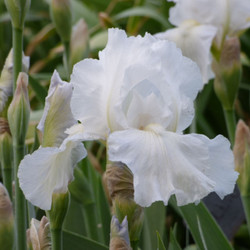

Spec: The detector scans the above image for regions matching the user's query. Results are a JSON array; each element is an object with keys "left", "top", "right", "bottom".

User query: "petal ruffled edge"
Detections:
[
  {"left": 18, "top": 134, "right": 86, "bottom": 210},
  {"left": 108, "top": 127, "right": 238, "bottom": 207}
]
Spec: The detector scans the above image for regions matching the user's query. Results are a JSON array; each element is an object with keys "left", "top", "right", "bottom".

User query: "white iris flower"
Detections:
[
  {"left": 156, "top": 0, "right": 250, "bottom": 83},
  {"left": 18, "top": 71, "right": 87, "bottom": 210},
  {"left": 71, "top": 28, "right": 238, "bottom": 207}
]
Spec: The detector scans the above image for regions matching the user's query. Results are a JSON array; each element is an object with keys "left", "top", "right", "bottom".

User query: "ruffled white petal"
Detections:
[
  {"left": 108, "top": 126, "right": 238, "bottom": 207},
  {"left": 38, "top": 70, "right": 75, "bottom": 147},
  {"left": 70, "top": 58, "right": 109, "bottom": 138},
  {"left": 18, "top": 133, "right": 86, "bottom": 210},
  {"left": 71, "top": 28, "right": 203, "bottom": 135},
  {"left": 123, "top": 88, "right": 171, "bottom": 130},
  {"left": 156, "top": 22, "right": 217, "bottom": 84},
  {"left": 193, "top": 134, "right": 239, "bottom": 198},
  {"left": 143, "top": 37, "right": 202, "bottom": 132}
]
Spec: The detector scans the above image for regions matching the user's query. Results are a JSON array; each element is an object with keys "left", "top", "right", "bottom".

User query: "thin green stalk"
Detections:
[
  {"left": 63, "top": 41, "right": 70, "bottom": 80},
  {"left": 13, "top": 28, "right": 23, "bottom": 88},
  {"left": 51, "top": 229, "right": 62, "bottom": 250},
  {"left": 0, "top": 132, "right": 13, "bottom": 200},
  {"left": 223, "top": 108, "right": 236, "bottom": 145},
  {"left": 13, "top": 142, "right": 27, "bottom": 250},
  {"left": 2, "top": 168, "right": 13, "bottom": 200},
  {"left": 48, "top": 193, "right": 69, "bottom": 250}
]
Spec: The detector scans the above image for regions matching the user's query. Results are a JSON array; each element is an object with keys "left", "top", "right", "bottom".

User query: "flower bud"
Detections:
[
  {"left": 70, "top": 19, "right": 89, "bottom": 70},
  {"left": 113, "top": 197, "right": 144, "bottom": 245},
  {"left": 0, "top": 183, "right": 14, "bottom": 249},
  {"left": 7, "top": 72, "right": 30, "bottom": 144},
  {"left": 50, "top": 0, "right": 72, "bottom": 42},
  {"left": 0, "top": 49, "right": 29, "bottom": 114},
  {"left": 27, "top": 216, "right": 51, "bottom": 250},
  {"left": 234, "top": 120, "right": 250, "bottom": 196},
  {"left": 104, "top": 162, "right": 144, "bottom": 245},
  {"left": 110, "top": 216, "right": 132, "bottom": 250},
  {"left": 213, "top": 37, "right": 241, "bottom": 110},
  {"left": 0, "top": 118, "right": 13, "bottom": 199},
  {"left": 4, "top": 0, "right": 30, "bottom": 29},
  {"left": 48, "top": 192, "right": 69, "bottom": 230},
  {"left": 104, "top": 162, "right": 134, "bottom": 201}
]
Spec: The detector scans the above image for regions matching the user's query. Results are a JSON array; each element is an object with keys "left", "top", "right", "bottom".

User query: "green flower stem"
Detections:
[
  {"left": 63, "top": 41, "right": 70, "bottom": 80},
  {"left": 13, "top": 142, "right": 27, "bottom": 250},
  {"left": 241, "top": 195, "right": 250, "bottom": 236},
  {"left": 2, "top": 168, "right": 13, "bottom": 200},
  {"left": 48, "top": 193, "right": 69, "bottom": 250},
  {"left": 0, "top": 133, "right": 13, "bottom": 200},
  {"left": 223, "top": 108, "right": 236, "bottom": 145},
  {"left": 51, "top": 229, "right": 62, "bottom": 250},
  {"left": 13, "top": 27, "right": 23, "bottom": 89}
]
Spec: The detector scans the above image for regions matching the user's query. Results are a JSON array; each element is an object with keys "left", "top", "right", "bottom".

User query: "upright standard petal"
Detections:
[
  {"left": 156, "top": 21, "right": 217, "bottom": 83},
  {"left": 38, "top": 70, "right": 75, "bottom": 147},
  {"left": 71, "top": 28, "right": 202, "bottom": 136},
  {"left": 108, "top": 126, "right": 238, "bottom": 207},
  {"left": 18, "top": 132, "right": 86, "bottom": 210}
]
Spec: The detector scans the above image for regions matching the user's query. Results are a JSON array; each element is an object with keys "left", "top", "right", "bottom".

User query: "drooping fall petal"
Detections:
[{"left": 108, "top": 126, "right": 238, "bottom": 207}]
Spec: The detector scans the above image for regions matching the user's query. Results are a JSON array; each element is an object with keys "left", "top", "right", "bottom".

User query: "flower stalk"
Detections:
[
  {"left": 0, "top": 118, "right": 13, "bottom": 200},
  {"left": 13, "top": 28, "right": 23, "bottom": 87},
  {"left": 63, "top": 41, "right": 70, "bottom": 80},
  {"left": 48, "top": 193, "right": 69, "bottom": 250},
  {"left": 4, "top": 0, "right": 30, "bottom": 88},
  {"left": 50, "top": 0, "right": 72, "bottom": 79},
  {"left": 7, "top": 72, "right": 30, "bottom": 250},
  {"left": 223, "top": 109, "right": 236, "bottom": 145}
]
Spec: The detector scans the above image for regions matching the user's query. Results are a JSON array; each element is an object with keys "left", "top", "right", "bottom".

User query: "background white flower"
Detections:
[
  {"left": 169, "top": 0, "right": 250, "bottom": 49},
  {"left": 156, "top": 0, "right": 250, "bottom": 83},
  {"left": 71, "top": 28, "right": 238, "bottom": 207},
  {"left": 155, "top": 21, "right": 217, "bottom": 83}
]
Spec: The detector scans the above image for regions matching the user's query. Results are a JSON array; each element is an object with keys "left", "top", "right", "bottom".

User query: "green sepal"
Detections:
[
  {"left": 7, "top": 72, "right": 30, "bottom": 145},
  {"left": 48, "top": 192, "right": 69, "bottom": 230},
  {"left": 4, "top": 0, "right": 30, "bottom": 29},
  {"left": 50, "top": 0, "right": 72, "bottom": 43},
  {"left": 113, "top": 197, "right": 144, "bottom": 246}
]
